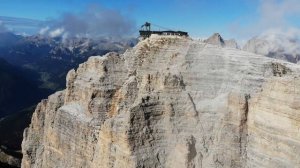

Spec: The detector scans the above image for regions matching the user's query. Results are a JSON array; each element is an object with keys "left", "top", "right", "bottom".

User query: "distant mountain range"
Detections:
[
  {"left": 0, "top": 58, "right": 48, "bottom": 118},
  {"left": 0, "top": 58, "right": 46, "bottom": 167},
  {"left": 203, "top": 32, "right": 300, "bottom": 64},
  {"left": 243, "top": 33, "right": 300, "bottom": 63},
  {"left": 0, "top": 32, "right": 137, "bottom": 164},
  {"left": 0, "top": 32, "right": 136, "bottom": 117},
  {"left": 0, "top": 31, "right": 137, "bottom": 117},
  {"left": 0, "top": 31, "right": 299, "bottom": 167},
  {"left": 0, "top": 32, "right": 137, "bottom": 91}
]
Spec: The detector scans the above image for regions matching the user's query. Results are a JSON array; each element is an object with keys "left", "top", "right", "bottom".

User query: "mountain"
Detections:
[
  {"left": 0, "top": 33, "right": 136, "bottom": 117},
  {"left": 204, "top": 33, "right": 239, "bottom": 49},
  {"left": 0, "top": 33, "right": 137, "bottom": 90},
  {"left": 0, "top": 106, "right": 35, "bottom": 168},
  {"left": 0, "top": 58, "right": 46, "bottom": 167},
  {"left": 0, "top": 58, "right": 48, "bottom": 118},
  {"left": 22, "top": 35, "right": 300, "bottom": 168},
  {"left": 0, "top": 32, "right": 23, "bottom": 47},
  {"left": 243, "top": 33, "right": 300, "bottom": 63},
  {"left": 0, "top": 33, "right": 137, "bottom": 167}
]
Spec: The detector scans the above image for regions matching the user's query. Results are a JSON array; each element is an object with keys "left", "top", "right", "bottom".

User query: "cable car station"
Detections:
[{"left": 139, "top": 22, "right": 188, "bottom": 39}]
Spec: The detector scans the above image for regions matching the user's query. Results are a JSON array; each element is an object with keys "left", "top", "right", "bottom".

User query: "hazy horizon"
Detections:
[{"left": 0, "top": 0, "right": 299, "bottom": 42}]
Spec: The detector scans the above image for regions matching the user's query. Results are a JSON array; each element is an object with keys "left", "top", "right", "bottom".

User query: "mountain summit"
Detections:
[
  {"left": 22, "top": 35, "right": 300, "bottom": 168},
  {"left": 204, "top": 33, "right": 239, "bottom": 49}
]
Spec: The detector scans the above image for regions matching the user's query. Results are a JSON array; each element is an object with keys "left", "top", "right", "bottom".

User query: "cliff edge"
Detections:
[{"left": 22, "top": 35, "right": 300, "bottom": 168}]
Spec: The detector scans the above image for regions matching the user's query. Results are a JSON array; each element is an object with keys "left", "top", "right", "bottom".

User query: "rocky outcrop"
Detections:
[
  {"left": 0, "top": 147, "right": 21, "bottom": 167},
  {"left": 22, "top": 35, "right": 300, "bottom": 168},
  {"left": 204, "top": 33, "right": 239, "bottom": 49},
  {"left": 247, "top": 77, "right": 300, "bottom": 167}
]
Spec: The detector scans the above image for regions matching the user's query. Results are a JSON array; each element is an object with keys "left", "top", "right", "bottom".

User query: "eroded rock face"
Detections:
[
  {"left": 22, "top": 35, "right": 300, "bottom": 168},
  {"left": 248, "top": 77, "right": 300, "bottom": 167}
]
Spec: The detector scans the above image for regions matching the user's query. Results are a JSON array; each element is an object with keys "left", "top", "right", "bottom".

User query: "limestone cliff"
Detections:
[{"left": 22, "top": 35, "right": 300, "bottom": 168}]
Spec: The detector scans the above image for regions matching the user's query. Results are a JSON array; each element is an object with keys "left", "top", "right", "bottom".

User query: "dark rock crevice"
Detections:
[{"left": 239, "top": 94, "right": 250, "bottom": 165}]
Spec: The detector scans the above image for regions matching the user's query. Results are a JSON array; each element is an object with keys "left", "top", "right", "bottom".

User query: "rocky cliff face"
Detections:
[{"left": 22, "top": 35, "right": 300, "bottom": 168}]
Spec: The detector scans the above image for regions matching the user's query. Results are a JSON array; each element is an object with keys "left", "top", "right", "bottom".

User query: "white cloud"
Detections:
[
  {"left": 42, "top": 4, "right": 135, "bottom": 39},
  {"left": 257, "top": 28, "right": 300, "bottom": 57},
  {"left": 230, "top": 0, "right": 300, "bottom": 41},
  {"left": 49, "top": 28, "right": 65, "bottom": 38},
  {"left": 253, "top": 0, "right": 300, "bottom": 56},
  {"left": 39, "top": 26, "right": 50, "bottom": 35},
  {"left": 0, "top": 20, "right": 8, "bottom": 33},
  {"left": 258, "top": 0, "right": 300, "bottom": 30}
]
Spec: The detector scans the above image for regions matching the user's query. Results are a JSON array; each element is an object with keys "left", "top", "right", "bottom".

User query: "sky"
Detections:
[{"left": 0, "top": 0, "right": 299, "bottom": 41}]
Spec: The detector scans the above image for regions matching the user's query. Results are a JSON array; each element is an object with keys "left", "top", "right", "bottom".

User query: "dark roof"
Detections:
[{"left": 139, "top": 30, "right": 188, "bottom": 38}]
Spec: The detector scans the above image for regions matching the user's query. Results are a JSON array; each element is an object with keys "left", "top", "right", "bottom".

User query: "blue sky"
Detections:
[{"left": 0, "top": 0, "right": 299, "bottom": 40}]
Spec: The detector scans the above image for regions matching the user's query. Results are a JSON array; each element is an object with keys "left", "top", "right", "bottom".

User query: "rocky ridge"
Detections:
[
  {"left": 22, "top": 35, "right": 300, "bottom": 168},
  {"left": 204, "top": 33, "right": 239, "bottom": 49}
]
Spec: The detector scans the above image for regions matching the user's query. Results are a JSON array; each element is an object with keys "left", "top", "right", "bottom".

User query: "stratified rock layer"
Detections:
[{"left": 22, "top": 35, "right": 300, "bottom": 168}]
